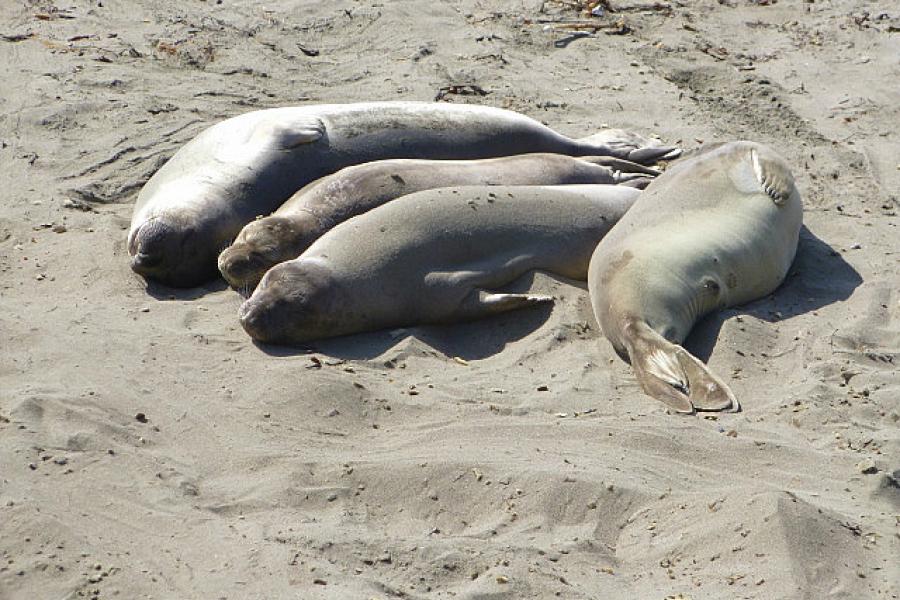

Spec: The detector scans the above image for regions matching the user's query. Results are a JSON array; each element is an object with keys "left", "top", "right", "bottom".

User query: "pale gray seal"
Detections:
[
  {"left": 217, "top": 153, "right": 659, "bottom": 290},
  {"left": 587, "top": 141, "right": 803, "bottom": 414},
  {"left": 128, "top": 102, "right": 677, "bottom": 287},
  {"left": 239, "top": 184, "right": 642, "bottom": 344}
]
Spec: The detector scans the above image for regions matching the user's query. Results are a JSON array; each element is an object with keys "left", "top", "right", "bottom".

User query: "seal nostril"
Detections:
[
  {"left": 129, "top": 218, "right": 173, "bottom": 271},
  {"left": 132, "top": 252, "right": 163, "bottom": 271},
  {"left": 239, "top": 299, "right": 260, "bottom": 325},
  {"left": 239, "top": 302, "right": 270, "bottom": 341}
]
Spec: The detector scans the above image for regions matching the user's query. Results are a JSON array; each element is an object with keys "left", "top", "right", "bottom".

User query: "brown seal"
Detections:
[
  {"left": 239, "top": 184, "right": 642, "bottom": 345},
  {"left": 218, "top": 153, "right": 658, "bottom": 290}
]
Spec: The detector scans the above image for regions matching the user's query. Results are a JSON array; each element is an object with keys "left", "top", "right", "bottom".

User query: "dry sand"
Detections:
[{"left": 1, "top": 1, "right": 898, "bottom": 598}]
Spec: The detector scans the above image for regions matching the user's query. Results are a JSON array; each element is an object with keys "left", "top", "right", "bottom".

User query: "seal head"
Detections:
[
  {"left": 128, "top": 213, "right": 217, "bottom": 288},
  {"left": 128, "top": 174, "right": 235, "bottom": 287},
  {"left": 239, "top": 259, "right": 344, "bottom": 344},
  {"left": 218, "top": 214, "right": 320, "bottom": 291}
]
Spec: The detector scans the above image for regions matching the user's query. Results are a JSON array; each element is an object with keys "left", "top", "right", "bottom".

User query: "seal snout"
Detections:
[
  {"left": 218, "top": 245, "right": 263, "bottom": 290},
  {"left": 132, "top": 251, "right": 163, "bottom": 270},
  {"left": 239, "top": 297, "right": 275, "bottom": 342},
  {"left": 129, "top": 219, "right": 174, "bottom": 277}
]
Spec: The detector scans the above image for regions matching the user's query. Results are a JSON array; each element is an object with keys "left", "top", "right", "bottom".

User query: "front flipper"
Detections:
[
  {"left": 750, "top": 147, "right": 798, "bottom": 206},
  {"left": 251, "top": 115, "right": 326, "bottom": 149},
  {"left": 576, "top": 129, "right": 681, "bottom": 165},
  {"left": 621, "top": 320, "right": 739, "bottom": 414},
  {"left": 451, "top": 290, "right": 554, "bottom": 322}
]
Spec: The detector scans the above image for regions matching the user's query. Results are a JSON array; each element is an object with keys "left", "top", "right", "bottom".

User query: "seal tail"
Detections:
[{"left": 622, "top": 320, "right": 739, "bottom": 414}]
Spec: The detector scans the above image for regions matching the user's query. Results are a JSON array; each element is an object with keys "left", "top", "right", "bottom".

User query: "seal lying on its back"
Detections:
[
  {"left": 218, "top": 153, "right": 659, "bottom": 290},
  {"left": 129, "top": 102, "right": 678, "bottom": 287},
  {"left": 239, "top": 184, "right": 642, "bottom": 345},
  {"left": 587, "top": 141, "right": 803, "bottom": 414}
]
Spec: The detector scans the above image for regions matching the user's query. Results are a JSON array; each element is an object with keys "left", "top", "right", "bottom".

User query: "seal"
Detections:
[
  {"left": 217, "top": 153, "right": 660, "bottom": 290},
  {"left": 587, "top": 141, "right": 803, "bottom": 414},
  {"left": 238, "top": 184, "right": 642, "bottom": 344},
  {"left": 128, "top": 101, "right": 678, "bottom": 287}
]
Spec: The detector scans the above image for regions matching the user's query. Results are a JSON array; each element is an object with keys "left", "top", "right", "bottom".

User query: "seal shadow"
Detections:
[
  {"left": 684, "top": 225, "right": 864, "bottom": 361},
  {"left": 253, "top": 272, "right": 558, "bottom": 361},
  {"left": 143, "top": 277, "right": 229, "bottom": 301}
]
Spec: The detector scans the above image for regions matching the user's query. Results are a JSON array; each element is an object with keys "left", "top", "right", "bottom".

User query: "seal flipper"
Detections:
[
  {"left": 252, "top": 115, "right": 326, "bottom": 149},
  {"left": 671, "top": 346, "right": 740, "bottom": 412},
  {"left": 576, "top": 130, "right": 681, "bottom": 165},
  {"left": 451, "top": 289, "right": 554, "bottom": 322},
  {"left": 622, "top": 320, "right": 738, "bottom": 413},
  {"left": 750, "top": 147, "right": 797, "bottom": 206},
  {"left": 576, "top": 156, "right": 662, "bottom": 177},
  {"left": 627, "top": 146, "right": 682, "bottom": 164}
]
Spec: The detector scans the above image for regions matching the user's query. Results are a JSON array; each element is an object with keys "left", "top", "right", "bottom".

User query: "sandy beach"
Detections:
[{"left": 0, "top": 1, "right": 897, "bottom": 598}]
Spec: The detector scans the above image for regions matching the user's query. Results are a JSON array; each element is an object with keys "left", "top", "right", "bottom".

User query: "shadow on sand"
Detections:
[{"left": 143, "top": 277, "right": 229, "bottom": 300}]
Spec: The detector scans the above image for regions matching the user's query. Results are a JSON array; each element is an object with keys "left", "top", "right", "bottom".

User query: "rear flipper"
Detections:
[
  {"left": 619, "top": 176, "right": 653, "bottom": 189},
  {"left": 621, "top": 320, "right": 739, "bottom": 414},
  {"left": 627, "top": 146, "right": 681, "bottom": 164},
  {"left": 576, "top": 130, "right": 681, "bottom": 165},
  {"left": 450, "top": 290, "right": 554, "bottom": 322},
  {"left": 577, "top": 156, "right": 662, "bottom": 177}
]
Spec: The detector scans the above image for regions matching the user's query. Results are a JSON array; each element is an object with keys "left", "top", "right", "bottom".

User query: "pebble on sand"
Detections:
[{"left": 856, "top": 458, "right": 878, "bottom": 474}]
